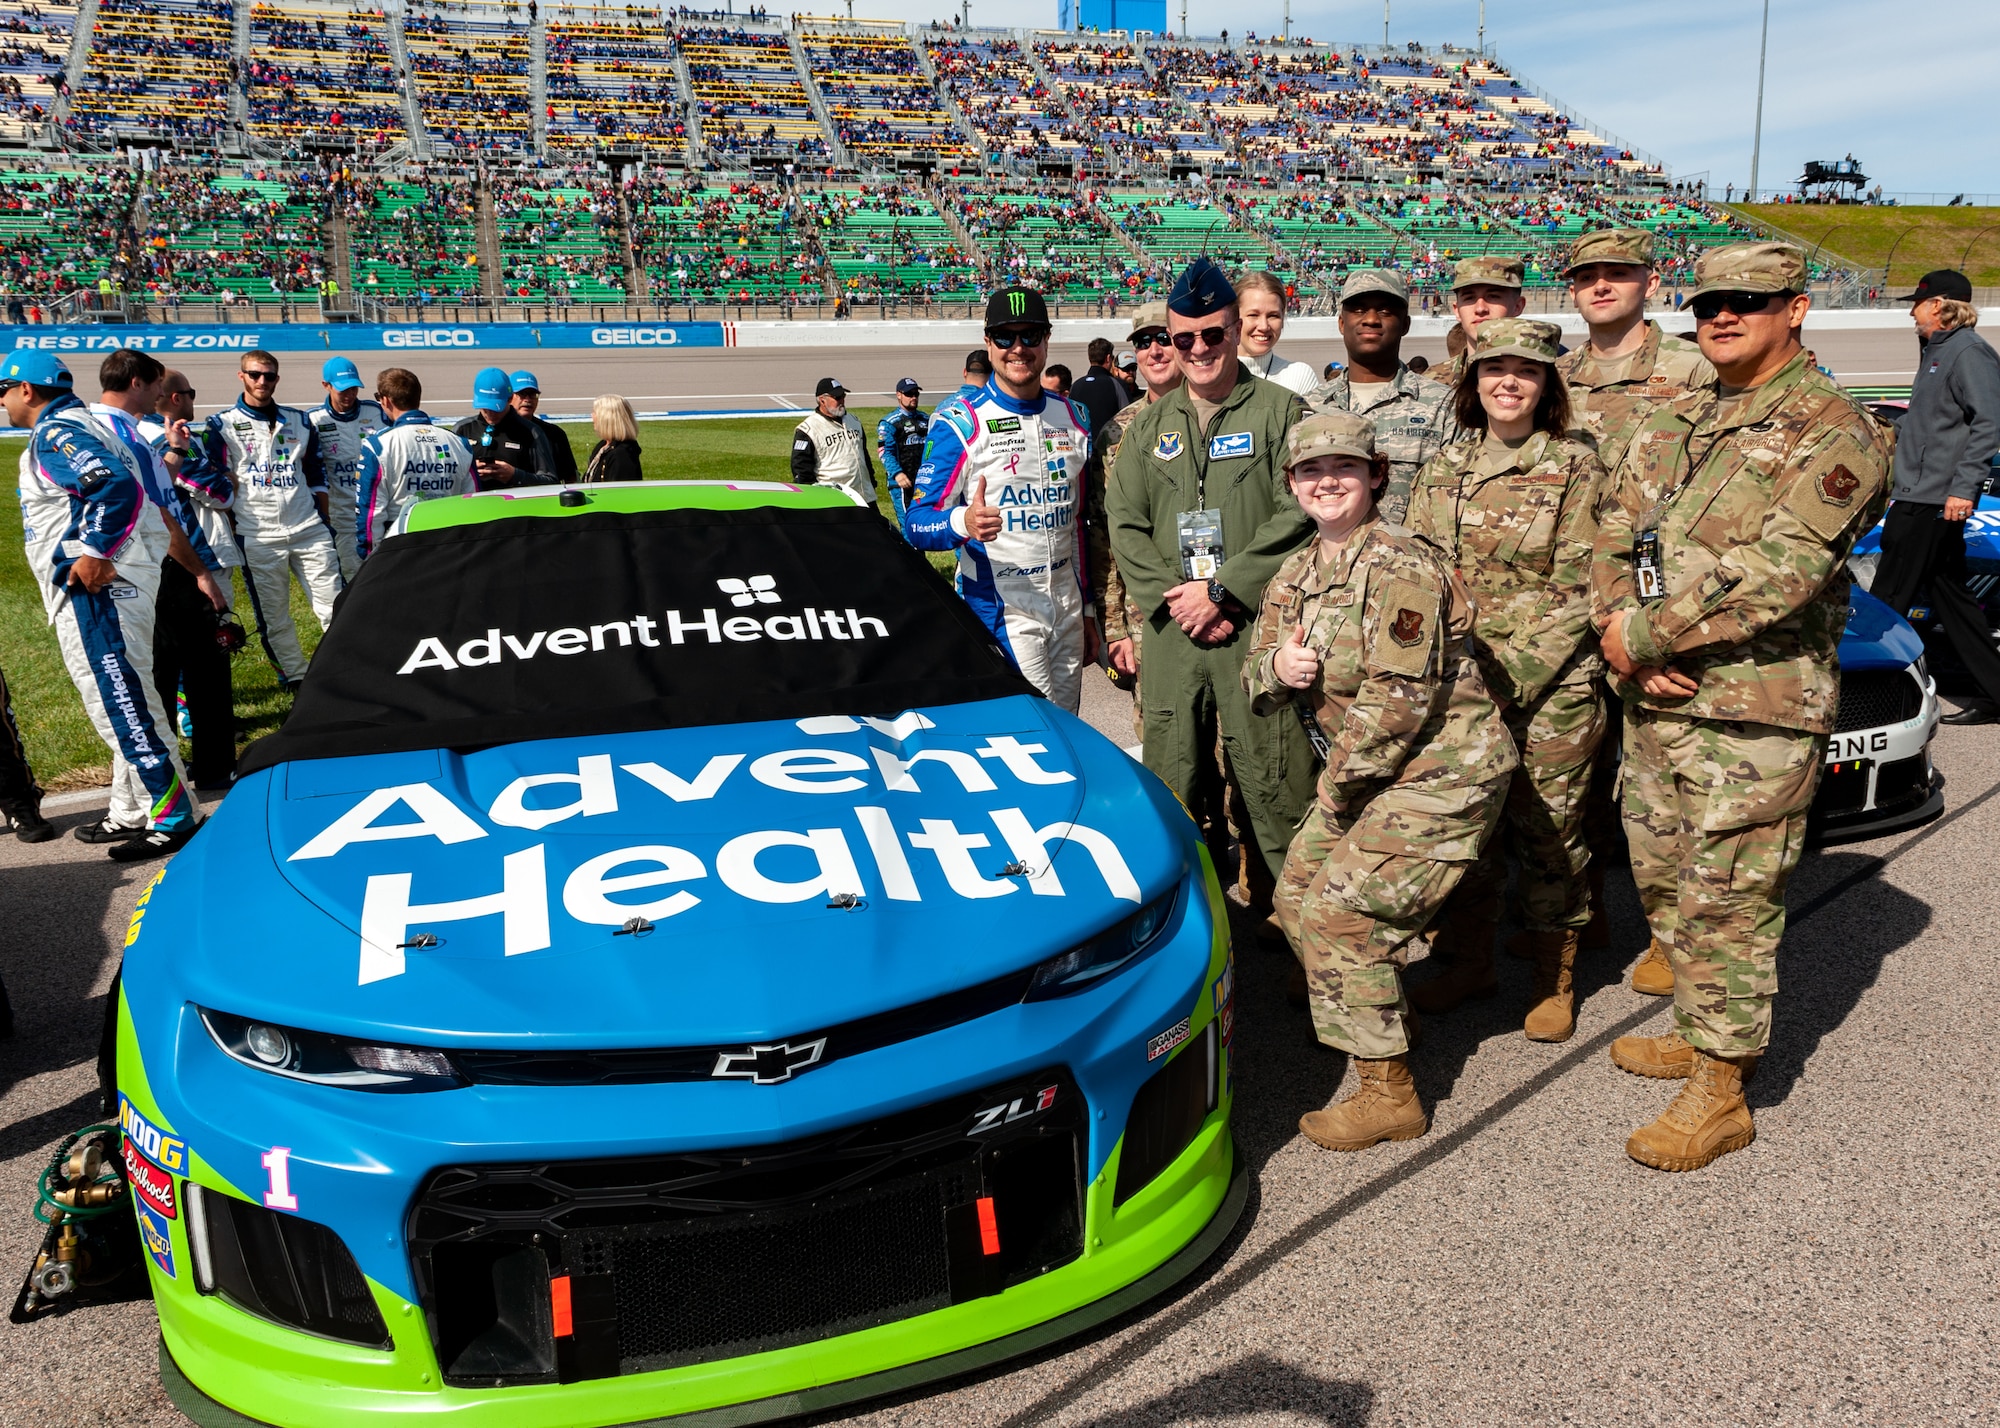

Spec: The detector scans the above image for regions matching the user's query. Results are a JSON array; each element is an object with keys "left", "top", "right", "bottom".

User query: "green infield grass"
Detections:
[{"left": 1733, "top": 204, "right": 2000, "bottom": 288}]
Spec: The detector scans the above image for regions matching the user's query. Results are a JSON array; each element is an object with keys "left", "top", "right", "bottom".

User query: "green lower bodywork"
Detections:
[{"left": 131, "top": 856, "right": 1242, "bottom": 1428}]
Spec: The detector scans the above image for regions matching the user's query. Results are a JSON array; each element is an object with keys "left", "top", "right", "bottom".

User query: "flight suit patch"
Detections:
[
  {"left": 1370, "top": 577, "right": 1436, "bottom": 677},
  {"left": 1154, "top": 432, "right": 1184, "bottom": 460},
  {"left": 1789, "top": 461, "right": 1865, "bottom": 541}
]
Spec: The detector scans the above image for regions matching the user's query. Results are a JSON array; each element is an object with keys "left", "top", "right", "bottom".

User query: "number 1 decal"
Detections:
[{"left": 262, "top": 1146, "right": 299, "bottom": 1211}]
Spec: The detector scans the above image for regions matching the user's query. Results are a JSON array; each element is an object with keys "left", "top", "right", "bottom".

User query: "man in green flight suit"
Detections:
[{"left": 1108, "top": 257, "right": 1317, "bottom": 880}]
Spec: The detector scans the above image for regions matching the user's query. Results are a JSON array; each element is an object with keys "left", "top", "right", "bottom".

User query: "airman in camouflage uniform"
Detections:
[
  {"left": 1246, "top": 412, "right": 1516, "bottom": 1151},
  {"left": 1593, "top": 242, "right": 1890, "bottom": 1171},
  {"left": 1439, "top": 255, "right": 1528, "bottom": 388},
  {"left": 1559, "top": 226, "right": 1719, "bottom": 981},
  {"left": 1305, "top": 269, "right": 1455, "bottom": 526},
  {"left": 1406, "top": 319, "right": 1607, "bottom": 1042}
]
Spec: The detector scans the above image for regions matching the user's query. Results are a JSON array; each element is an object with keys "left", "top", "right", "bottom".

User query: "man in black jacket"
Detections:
[
  {"left": 453, "top": 368, "right": 555, "bottom": 489},
  {"left": 1069, "top": 336, "right": 1133, "bottom": 437},
  {"left": 509, "top": 370, "right": 579, "bottom": 484},
  {"left": 1872, "top": 270, "right": 2000, "bottom": 724}
]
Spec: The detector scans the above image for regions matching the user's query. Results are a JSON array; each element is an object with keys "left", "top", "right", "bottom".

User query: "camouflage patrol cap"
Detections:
[
  {"left": 1128, "top": 300, "right": 1169, "bottom": 336},
  {"left": 1284, "top": 411, "right": 1377, "bottom": 468},
  {"left": 1339, "top": 267, "right": 1410, "bottom": 307},
  {"left": 1692, "top": 241, "right": 1807, "bottom": 298},
  {"left": 1452, "top": 255, "right": 1524, "bottom": 291},
  {"left": 1468, "top": 317, "right": 1562, "bottom": 366},
  {"left": 1566, "top": 227, "right": 1655, "bottom": 273}
]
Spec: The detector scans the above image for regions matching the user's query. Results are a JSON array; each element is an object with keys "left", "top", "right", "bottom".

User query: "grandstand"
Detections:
[
  {"left": 927, "top": 36, "right": 1062, "bottom": 170},
  {"left": 70, "top": 0, "right": 233, "bottom": 141},
  {"left": 806, "top": 183, "right": 978, "bottom": 304},
  {"left": 797, "top": 23, "right": 971, "bottom": 170},
  {"left": 245, "top": 4, "right": 405, "bottom": 152},
  {"left": 628, "top": 177, "right": 821, "bottom": 305},
  {"left": 679, "top": 25, "right": 826, "bottom": 167},
  {"left": 491, "top": 169, "right": 627, "bottom": 301},
  {"left": 0, "top": 0, "right": 74, "bottom": 143},
  {"left": 544, "top": 10, "right": 686, "bottom": 160},
  {"left": 405, "top": 4, "right": 532, "bottom": 154}
]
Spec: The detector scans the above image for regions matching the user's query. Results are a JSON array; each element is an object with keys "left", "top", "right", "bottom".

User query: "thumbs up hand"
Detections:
[
  {"left": 966, "top": 474, "right": 1003, "bottom": 542},
  {"left": 1273, "top": 626, "right": 1321, "bottom": 689}
]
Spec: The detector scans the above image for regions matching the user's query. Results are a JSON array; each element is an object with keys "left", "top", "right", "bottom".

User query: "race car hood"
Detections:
[
  {"left": 1841, "top": 587, "right": 1925, "bottom": 671},
  {"left": 161, "top": 695, "right": 1192, "bottom": 1048}
]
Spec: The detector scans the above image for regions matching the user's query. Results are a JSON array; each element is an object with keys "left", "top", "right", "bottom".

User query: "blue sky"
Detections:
[{"left": 844, "top": 0, "right": 1998, "bottom": 197}]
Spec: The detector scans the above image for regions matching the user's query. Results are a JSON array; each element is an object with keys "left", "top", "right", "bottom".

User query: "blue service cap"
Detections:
[
  {"left": 509, "top": 369, "right": 541, "bottom": 394},
  {"left": 321, "top": 356, "right": 363, "bottom": 391},
  {"left": 1167, "top": 256, "right": 1237, "bottom": 319},
  {"left": 472, "top": 366, "right": 513, "bottom": 412},
  {"left": 0, "top": 349, "right": 70, "bottom": 389}
]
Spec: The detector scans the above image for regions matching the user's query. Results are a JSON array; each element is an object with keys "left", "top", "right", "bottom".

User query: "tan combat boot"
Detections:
[
  {"left": 1630, "top": 938, "right": 1675, "bottom": 996},
  {"left": 1522, "top": 928, "right": 1580, "bottom": 1042},
  {"left": 1610, "top": 1031, "right": 1695, "bottom": 1078},
  {"left": 1299, "top": 1056, "right": 1428, "bottom": 1151},
  {"left": 1626, "top": 1050, "right": 1757, "bottom": 1171},
  {"left": 1409, "top": 911, "right": 1498, "bottom": 1014}
]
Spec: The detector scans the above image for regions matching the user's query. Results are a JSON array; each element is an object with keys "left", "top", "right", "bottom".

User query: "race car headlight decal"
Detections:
[
  {"left": 1024, "top": 883, "right": 1181, "bottom": 1000},
  {"left": 199, "top": 1008, "right": 466, "bottom": 1092}
]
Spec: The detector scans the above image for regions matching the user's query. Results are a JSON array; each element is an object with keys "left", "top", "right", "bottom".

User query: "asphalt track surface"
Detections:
[
  {"left": 149, "top": 324, "right": 1933, "bottom": 426},
  {"left": 3, "top": 654, "right": 1999, "bottom": 1424}
]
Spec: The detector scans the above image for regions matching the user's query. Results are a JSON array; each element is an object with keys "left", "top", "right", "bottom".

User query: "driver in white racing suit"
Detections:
[
  {"left": 307, "top": 356, "right": 386, "bottom": 580},
  {"left": 906, "top": 287, "right": 1094, "bottom": 712}
]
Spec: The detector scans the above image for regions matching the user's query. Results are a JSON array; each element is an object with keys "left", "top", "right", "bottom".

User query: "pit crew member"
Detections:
[
  {"left": 307, "top": 356, "right": 386, "bottom": 581},
  {"left": 356, "top": 368, "right": 477, "bottom": 562}
]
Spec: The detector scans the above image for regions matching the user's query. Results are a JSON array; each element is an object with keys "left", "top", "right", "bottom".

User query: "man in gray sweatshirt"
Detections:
[{"left": 1872, "top": 269, "right": 2000, "bottom": 724}]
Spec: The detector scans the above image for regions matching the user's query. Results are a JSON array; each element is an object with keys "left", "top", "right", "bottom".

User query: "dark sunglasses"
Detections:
[
  {"left": 1131, "top": 330, "right": 1171, "bottom": 351},
  {"left": 986, "top": 326, "right": 1049, "bottom": 350},
  {"left": 241, "top": 369, "right": 279, "bottom": 381},
  {"left": 1690, "top": 289, "right": 1792, "bottom": 320},
  {"left": 1170, "top": 321, "right": 1238, "bottom": 352}
]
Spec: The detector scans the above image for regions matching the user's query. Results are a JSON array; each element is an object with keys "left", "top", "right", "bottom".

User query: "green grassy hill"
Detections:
[
  {"left": 1733, "top": 205, "right": 2000, "bottom": 288},
  {"left": 1, "top": 412, "right": 919, "bottom": 786}
]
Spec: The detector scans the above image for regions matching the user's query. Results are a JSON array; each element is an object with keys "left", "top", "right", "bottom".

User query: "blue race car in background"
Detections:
[
  {"left": 117, "top": 482, "right": 1242, "bottom": 1428},
  {"left": 1818, "top": 587, "right": 1941, "bottom": 839}
]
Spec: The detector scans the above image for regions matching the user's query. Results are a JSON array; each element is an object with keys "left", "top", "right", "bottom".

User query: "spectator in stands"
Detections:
[
  {"left": 509, "top": 371, "right": 579, "bottom": 484},
  {"left": 585, "top": 395, "right": 643, "bottom": 484},
  {"left": 957, "top": 349, "right": 991, "bottom": 400},
  {"left": 1873, "top": 270, "right": 2000, "bottom": 725},
  {"left": 876, "top": 377, "right": 927, "bottom": 527},
  {"left": 1306, "top": 269, "right": 1452, "bottom": 526},
  {"left": 790, "top": 377, "right": 877, "bottom": 508},
  {"left": 1236, "top": 270, "right": 1316, "bottom": 395},
  {"left": 1443, "top": 256, "right": 1526, "bottom": 384},
  {"left": 1042, "top": 363, "right": 1073, "bottom": 397},
  {"left": 454, "top": 369, "right": 553, "bottom": 489},
  {"left": 1071, "top": 337, "right": 1133, "bottom": 439}
]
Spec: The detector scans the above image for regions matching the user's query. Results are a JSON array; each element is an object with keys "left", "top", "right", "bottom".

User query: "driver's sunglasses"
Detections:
[
  {"left": 1170, "top": 321, "right": 1239, "bottom": 353},
  {"left": 1690, "top": 289, "right": 1792, "bottom": 321},
  {"left": 241, "top": 368, "right": 279, "bottom": 382},
  {"left": 986, "top": 326, "right": 1049, "bottom": 350},
  {"left": 1131, "top": 330, "right": 1171, "bottom": 351}
]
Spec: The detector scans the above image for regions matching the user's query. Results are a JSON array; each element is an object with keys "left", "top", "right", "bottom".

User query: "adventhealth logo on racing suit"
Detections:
[{"left": 284, "top": 711, "right": 1138, "bottom": 985}]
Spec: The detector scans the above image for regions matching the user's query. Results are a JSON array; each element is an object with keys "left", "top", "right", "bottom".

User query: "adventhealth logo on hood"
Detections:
[
  {"left": 286, "top": 712, "right": 1142, "bottom": 985},
  {"left": 398, "top": 575, "right": 887, "bottom": 674}
]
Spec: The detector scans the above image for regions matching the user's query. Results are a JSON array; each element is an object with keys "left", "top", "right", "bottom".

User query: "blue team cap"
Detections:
[
  {"left": 509, "top": 369, "right": 541, "bottom": 394},
  {"left": 895, "top": 377, "right": 921, "bottom": 396},
  {"left": 321, "top": 356, "right": 363, "bottom": 392},
  {"left": 472, "top": 367, "right": 513, "bottom": 412},
  {"left": 1167, "top": 256, "right": 1238, "bottom": 319},
  {"left": 0, "top": 349, "right": 70, "bottom": 389}
]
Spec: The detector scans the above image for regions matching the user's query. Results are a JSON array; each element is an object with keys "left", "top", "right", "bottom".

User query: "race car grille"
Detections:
[
  {"left": 1833, "top": 668, "right": 1923, "bottom": 733},
  {"left": 1114, "top": 1022, "right": 1220, "bottom": 1206},
  {"left": 409, "top": 1070, "right": 1084, "bottom": 1386}
]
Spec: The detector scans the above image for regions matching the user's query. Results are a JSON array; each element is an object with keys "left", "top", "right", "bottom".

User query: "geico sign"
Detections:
[
  {"left": 382, "top": 328, "right": 478, "bottom": 348},
  {"left": 592, "top": 327, "right": 681, "bottom": 346}
]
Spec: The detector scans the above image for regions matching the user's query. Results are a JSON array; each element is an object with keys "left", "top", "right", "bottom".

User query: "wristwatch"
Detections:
[{"left": 1206, "top": 578, "right": 1232, "bottom": 609}]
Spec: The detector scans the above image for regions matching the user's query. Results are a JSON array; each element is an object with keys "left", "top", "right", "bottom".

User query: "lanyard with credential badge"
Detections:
[{"left": 1177, "top": 404, "right": 1224, "bottom": 581}]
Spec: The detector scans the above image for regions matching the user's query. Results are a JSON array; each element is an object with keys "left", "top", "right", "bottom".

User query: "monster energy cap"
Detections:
[
  {"left": 1566, "top": 227, "right": 1656, "bottom": 273},
  {"left": 1451, "top": 255, "right": 1525, "bottom": 291},
  {"left": 984, "top": 286, "right": 1050, "bottom": 329},
  {"left": 1128, "top": 300, "right": 1169, "bottom": 336},
  {"left": 1285, "top": 410, "right": 1377, "bottom": 468},
  {"left": 1468, "top": 317, "right": 1563, "bottom": 366},
  {"left": 1692, "top": 241, "right": 1808, "bottom": 297},
  {"left": 1339, "top": 268, "right": 1410, "bottom": 307}
]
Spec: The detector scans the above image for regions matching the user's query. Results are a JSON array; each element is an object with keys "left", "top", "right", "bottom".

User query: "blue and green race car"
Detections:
[{"left": 115, "top": 480, "right": 1243, "bottom": 1427}]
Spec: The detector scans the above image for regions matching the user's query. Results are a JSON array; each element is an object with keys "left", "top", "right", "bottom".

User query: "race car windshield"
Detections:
[{"left": 237, "top": 504, "right": 1033, "bottom": 776}]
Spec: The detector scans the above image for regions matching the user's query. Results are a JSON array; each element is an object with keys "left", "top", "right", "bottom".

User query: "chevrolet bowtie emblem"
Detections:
[{"left": 711, "top": 1038, "right": 828, "bottom": 1084}]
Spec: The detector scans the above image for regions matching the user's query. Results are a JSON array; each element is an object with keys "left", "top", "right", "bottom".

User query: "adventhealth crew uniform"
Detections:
[
  {"left": 355, "top": 412, "right": 476, "bottom": 561},
  {"left": 1594, "top": 346, "right": 1888, "bottom": 1060},
  {"left": 204, "top": 398, "right": 339, "bottom": 682},
  {"left": 1108, "top": 359, "right": 1318, "bottom": 878},
  {"left": 791, "top": 408, "right": 878, "bottom": 508},
  {"left": 18, "top": 393, "right": 197, "bottom": 832},
  {"left": 1306, "top": 365, "right": 1454, "bottom": 527},
  {"left": 907, "top": 380, "right": 1092, "bottom": 712},
  {"left": 307, "top": 396, "right": 386, "bottom": 580},
  {"left": 876, "top": 403, "right": 929, "bottom": 524}
]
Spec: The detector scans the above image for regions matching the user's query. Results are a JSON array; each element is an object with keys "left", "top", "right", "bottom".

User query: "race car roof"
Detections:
[{"left": 238, "top": 484, "right": 1034, "bottom": 775}]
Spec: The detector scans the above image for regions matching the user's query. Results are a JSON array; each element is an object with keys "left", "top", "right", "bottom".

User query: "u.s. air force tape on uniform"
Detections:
[
  {"left": 1788, "top": 461, "right": 1866, "bottom": 542},
  {"left": 1370, "top": 576, "right": 1438, "bottom": 678}
]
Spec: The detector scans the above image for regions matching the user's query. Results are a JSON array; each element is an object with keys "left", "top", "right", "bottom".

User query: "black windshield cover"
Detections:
[{"left": 238, "top": 505, "right": 1032, "bottom": 775}]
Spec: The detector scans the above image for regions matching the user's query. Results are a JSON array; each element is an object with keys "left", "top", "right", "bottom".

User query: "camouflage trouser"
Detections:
[
  {"left": 1621, "top": 707, "right": 1824, "bottom": 1055},
  {"left": 1447, "top": 672, "right": 1605, "bottom": 932},
  {"left": 1275, "top": 795, "right": 1496, "bottom": 1059}
]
